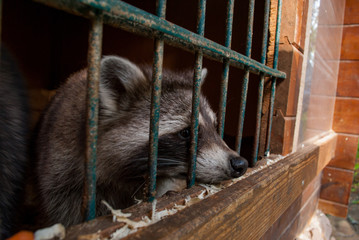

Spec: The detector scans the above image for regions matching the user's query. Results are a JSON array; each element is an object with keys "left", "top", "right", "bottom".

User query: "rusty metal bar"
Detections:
[
  {"left": 83, "top": 15, "right": 103, "bottom": 221},
  {"left": 218, "top": 0, "right": 235, "bottom": 138},
  {"left": 188, "top": 0, "right": 206, "bottom": 188},
  {"left": 148, "top": 0, "right": 166, "bottom": 202},
  {"left": 236, "top": 0, "right": 255, "bottom": 154},
  {"left": 265, "top": 0, "right": 282, "bottom": 156},
  {"left": 252, "top": 0, "right": 270, "bottom": 166}
]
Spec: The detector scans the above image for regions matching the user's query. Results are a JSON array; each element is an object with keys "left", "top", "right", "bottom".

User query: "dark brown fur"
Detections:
[{"left": 0, "top": 48, "right": 29, "bottom": 239}]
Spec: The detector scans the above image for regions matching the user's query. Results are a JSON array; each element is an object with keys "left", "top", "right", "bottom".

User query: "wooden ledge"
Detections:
[{"left": 66, "top": 132, "right": 336, "bottom": 240}]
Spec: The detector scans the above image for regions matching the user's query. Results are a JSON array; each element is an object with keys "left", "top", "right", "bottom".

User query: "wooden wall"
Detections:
[
  {"left": 318, "top": 0, "right": 359, "bottom": 218},
  {"left": 270, "top": 0, "right": 308, "bottom": 155}
]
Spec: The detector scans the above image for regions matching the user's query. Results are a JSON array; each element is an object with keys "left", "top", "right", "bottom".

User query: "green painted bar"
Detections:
[
  {"left": 265, "top": 0, "right": 282, "bottom": 156},
  {"left": 252, "top": 0, "right": 270, "bottom": 166},
  {"left": 236, "top": 0, "right": 255, "bottom": 154},
  {"left": 265, "top": 77, "right": 276, "bottom": 156},
  {"left": 148, "top": 0, "right": 166, "bottom": 202},
  {"left": 188, "top": 52, "right": 203, "bottom": 188},
  {"left": 235, "top": 70, "right": 249, "bottom": 154},
  {"left": 252, "top": 74, "right": 264, "bottom": 163},
  {"left": 33, "top": 0, "right": 286, "bottom": 79},
  {"left": 84, "top": 15, "right": 103, "bottom": 221},
  {"left": 188, "top": 0, "right": 206, "bottom": 188},
  {"left": 0, "top": 0, "right": 2, "bottom": 59},
  {"left": 218, "top": 0, "right": 235, "bottom": 138}
]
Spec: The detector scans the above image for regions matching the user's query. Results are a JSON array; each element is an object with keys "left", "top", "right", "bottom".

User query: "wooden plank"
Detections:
[
  {"left": 294, "top": 0, "right": 309, "bottom": 51},
  {"left": 337, "top": 61, "right": 359, "bottom": 98},
  {"left": 320, "top": 167, "right": 354, "bottom": 205},
  {"left": 261, "top": 175, "right": 321, "bottom": 240},
  {"left": 344, "top": 0, "right": 359, "bottom": 24},
  {"left": 286, "top": 47, "right": 303, "bottom": 117},
  {"left": 279, "top": 181, "right": 319, "bottom": 239},
  {"left": 328, "top": 134, "right": 358, "bottom": 170},
  {"left": 122, "top": 146, "right": 319, "bottom": 240},
  {"left": 301, "top": 174, "right": 322, "bottom": 205},
  {"left": 66, "top": 185, "right": 207, "bottom": 239},
  {"left": 271, "top": 110, "right": 296, "bottom": 155},
  {"left": 277, "top": 44, "right": 303, "bottom": 117},
  {"left": 314, "top": 131, "right": 337, "bottom": 175},
  {"left": 341, "top": 26, "right": 359, "bottom": 60},
  {"left": 333, "top": 98, "right": 359, "bottom": 134},
  {"left": 318, "top": 199, "right": 348, "bottom": 218}
]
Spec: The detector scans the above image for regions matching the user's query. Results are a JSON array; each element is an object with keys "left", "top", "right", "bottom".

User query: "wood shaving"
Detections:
[{"left": 34, "top": 223, "right": 66, "bottom": 240}]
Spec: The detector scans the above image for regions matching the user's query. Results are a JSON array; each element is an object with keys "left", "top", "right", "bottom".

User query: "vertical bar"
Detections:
[
  {"left": 265, "top": 0, "right": 282, "bottom": 156},
  {"left": 0, "top": 0, "right": 2, "bottom": 58},
  {"left": 83, "top": 15, "right": 103, "bottom": 221},
  {"left": 148, "top": 0, "right": 166, "bottom": 202},
  {"left": 218, "top": 0, "right": 235, "bottom": 138},
  {"left": 252, "top": 0, "right": 270, "bottom": 166},
  {"left": 235, "top": 0, "right": 255, "bottom": 153},
  {"left": 188, "top": 53, "right": 203, "bottom": 187},
  {"left": 188, "top": 0, "right": 206, "bottom": 188}
]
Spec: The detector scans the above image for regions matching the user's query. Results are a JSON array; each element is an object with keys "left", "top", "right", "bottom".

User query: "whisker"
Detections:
[
  {"left": 135, "top": 157, "right": 186, "bottom": 166},
  {"left": 131, "top": 180, "right": 146, "bottom": 199},
  {"left": 158, "top": 157, "right": 186, "bottom": 164}
]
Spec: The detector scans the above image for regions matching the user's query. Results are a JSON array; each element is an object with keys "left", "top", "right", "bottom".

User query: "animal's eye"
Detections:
[{"left": 178, "top": 127, "right": 191, "bottom": 140}]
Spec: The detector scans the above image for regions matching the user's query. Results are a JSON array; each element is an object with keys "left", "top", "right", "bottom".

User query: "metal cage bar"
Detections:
[
  {"left": 235, "top": 0, "right": 255, "bottom": 154},
  {"left": 188, "top": 0, "right": 206, "bottom": 188},
  {"left": 252, "top": 0, "right": 270, "bottom": 166},
  {"left": 218, "top": 0, "right": 235, "bottom": 138},
  {"left": 148, "top": 0, "right": 166, "bottom": 202},
  {"left": 265, "top": 0, "right": 282, "bottom": 156},
  {"left": 0, "top": 0, "right": 2, "bottom": 57},
  {"left": 84, "top": 15, "right": 103, "bottom": 221}
]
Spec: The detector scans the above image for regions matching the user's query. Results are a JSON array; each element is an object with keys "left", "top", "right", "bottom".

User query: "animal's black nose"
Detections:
[{"left": 230, "top": 156, "right": 248, "bottom": 178}]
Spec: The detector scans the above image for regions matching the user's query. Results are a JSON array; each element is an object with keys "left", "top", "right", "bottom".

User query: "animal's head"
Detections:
[{"left": 96, "top": 56, "right": 248, "bottom": 184}]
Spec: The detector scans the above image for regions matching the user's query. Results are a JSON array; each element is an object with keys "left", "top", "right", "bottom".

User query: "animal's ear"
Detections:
[
  {"left": 201, "top": 68, "right": 208, "bottom": 86},
  {"left": 99, "top": 56, "right": 146, "bottom": 113}
]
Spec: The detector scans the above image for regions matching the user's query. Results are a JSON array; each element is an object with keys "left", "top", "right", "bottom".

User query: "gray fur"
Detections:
[{"left": 35, "top": 56, "right": 247, "bottom": 227}]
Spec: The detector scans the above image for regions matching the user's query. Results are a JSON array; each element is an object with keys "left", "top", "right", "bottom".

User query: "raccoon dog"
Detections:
[
  {"left": 0, "top": 48, "right": 29, "bottom": 239},
  {"left": 35, "top": 56, "right": 248, "bottom": 227}
]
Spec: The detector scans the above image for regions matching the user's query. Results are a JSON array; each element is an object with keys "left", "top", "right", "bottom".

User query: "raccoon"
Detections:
[
  {"left": 0, "top": 48, "right": 29, "bottom": 239},
  {"left": 35, "top": 56, "right": 248, "bottom": 227}
]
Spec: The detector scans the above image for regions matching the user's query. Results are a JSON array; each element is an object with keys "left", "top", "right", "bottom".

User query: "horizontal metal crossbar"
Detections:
[{"left": 34, "top": 0, "right": 286, "bottom": 79}]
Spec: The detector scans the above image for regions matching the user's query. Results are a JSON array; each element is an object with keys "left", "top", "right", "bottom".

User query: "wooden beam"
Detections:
[
  {"left": 320, "top": 167, "right": 354, "bottom": 205},
  {"left": 123, "top": 145, "right": 319, "bottom": 240},
  {"left": 328, "top": 134, "right": 358, "bottom": 170},
  {"left": 314, "top": 131, "right": 337, "bottom": 175},
  {"left": 318, "top": 199, "right": 348, "bottom": 218},
  {"left": 261, "top": 174, "right": 321, "bottom": 239}
]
